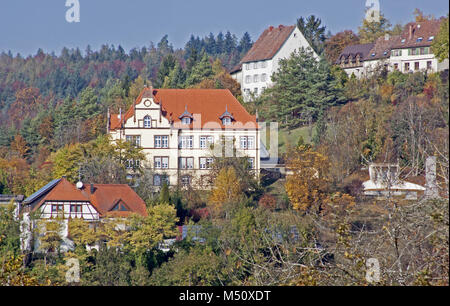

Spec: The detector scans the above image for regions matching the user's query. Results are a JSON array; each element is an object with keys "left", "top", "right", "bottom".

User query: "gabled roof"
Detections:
[
  {"left": 110, "top": 88, "right": 258, "bottom": 130},
  {"left": 241, "top": 25, "right": 296, "bottom": 63},
  {"left": 84, "top": 184, "right": 147, "bottom": 217},
  {"left": 25, "top": 177, "right": 147, "bottom": 217}
]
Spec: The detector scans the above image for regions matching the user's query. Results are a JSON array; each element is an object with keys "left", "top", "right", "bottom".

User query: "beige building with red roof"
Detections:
[
  {"left": 108, "top": 87, "right": 261, "bottom": 188},
  {"left": 20, "top": 177, "right": 147, "bottom": 252},
  {"left": 230, "top": 24, "right": 317, "bottom": 101}
]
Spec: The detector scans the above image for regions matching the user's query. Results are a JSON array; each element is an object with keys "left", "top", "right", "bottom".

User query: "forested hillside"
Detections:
[
  {"left": 0, "top": 12, "right": 449, "bottom": 287},
  {"left": 0, "top": 31, "right": 252, "bottom": 195}
]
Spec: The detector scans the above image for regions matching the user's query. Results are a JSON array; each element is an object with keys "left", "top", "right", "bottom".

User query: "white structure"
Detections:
[
  {"left": 338, "top": 19, "right": 449, "bottom": 78},
  {"left": 19, "top": 177, "right": 147, "bottom": 253},
  {"left": 230, "top": 24, "right": 317, "bottom": 101},
  {"left": 108, "top": 88, "right": 261, "bottom": 188},
  {"left": 363, "top": 164, "right": 425, "bottom": 200}
]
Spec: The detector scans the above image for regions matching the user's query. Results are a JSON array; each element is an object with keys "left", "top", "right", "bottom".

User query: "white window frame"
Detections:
[
  {"left": 126, "top": 135, "right": 141, "bottom": 147},
  {"left": 179, "top": 157, "right": 194, "bottom": 169},
  {"left": 200, "top": 136, "right": 214, "bottom": 149},
  {"left": 181, "top": 117, "right": 191, "bottom": 125},
  {"left": 179, "top": 136, "right": 193, "bottom": 149},
  {"left": 240, "top": 136, "right": 254, "bottom": 149},
  {"left": 222, "top": 117, "right": 232, "bottom": 125},
  {"left": 144, "top": 115, "right": 152, "bottom": 128},
  {"left": 199, "top": 157, "right": 214, "bottom": 169}
]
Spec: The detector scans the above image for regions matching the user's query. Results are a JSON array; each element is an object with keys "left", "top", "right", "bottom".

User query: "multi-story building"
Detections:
[
  {"left": 389, "top": 19, "right": 449, "bottom": 73},
  {"left": 338, "top": 19, "right": 449, "bottom": 78},
  {"left": 19, "top": 177, "right": 147, "bottom": 252},
  {"left": 108, "top": 87, "right": 260, "bottom": 187},
  {"left": 230, "top": 24, "right": 317, "bottom": 101}
]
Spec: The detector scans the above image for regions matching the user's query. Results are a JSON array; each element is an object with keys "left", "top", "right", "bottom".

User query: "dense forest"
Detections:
[{"left": 0, "top": 11, "right": 449, "bottom": 286}]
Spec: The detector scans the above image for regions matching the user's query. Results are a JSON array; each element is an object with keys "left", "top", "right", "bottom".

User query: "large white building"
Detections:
[
  {"left": 108, "top": 88, "right": 261, "bottom": 188},
  {"left": 230, "top": 24, "right": 317, "bottom": 101},
  {"left": 338, "top": 19, "right": 449, "bottom": 78}
]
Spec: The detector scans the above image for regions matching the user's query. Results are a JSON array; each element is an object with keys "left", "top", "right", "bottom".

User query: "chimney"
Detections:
[
  {"left": 425, "top": 156, "right": 439, "bottom": 199},
  {"left": 269, "top": 26, "right": 274, "bottom": 31},
  {"left": 384, "top": 33, "right": 390, "bottom": 41},
  {"left": 409, "top": 24, "right": 414, "bottom": 40},
  {"left": 90, "top": 183, "right": 95, "bottom": 194}
]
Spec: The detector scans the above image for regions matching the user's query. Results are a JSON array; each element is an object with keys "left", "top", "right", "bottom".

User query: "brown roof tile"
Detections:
[
  {"left": 336, "top": 43, "right": 375, "bottom": 64},
  {"left": 366, "top": 35, "right": 402, "bottom": 60},
  {"left": 393, "top": 19, "right": 443, "bottom": 49},
  {"left": 241, "top": 25, "right": 296, "bottom": 63}
]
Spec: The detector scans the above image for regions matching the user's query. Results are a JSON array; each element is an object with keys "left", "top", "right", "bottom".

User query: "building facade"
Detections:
[
  {"left": 19, "top": 177, "right": 147, "bottom": 252},
  {"left": 108, "top": 88, "right": 260, "bottom": 188},
  {"left": 338, "top": 19, "right": 449, "bottom": 78},
  {"left": 231, "top": 24, "right": 317, "bottom": 101}
]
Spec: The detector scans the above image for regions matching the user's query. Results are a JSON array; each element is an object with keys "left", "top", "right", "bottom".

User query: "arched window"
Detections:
[{"left": 144, "top": 115, "right": 152, "bottom": 128}]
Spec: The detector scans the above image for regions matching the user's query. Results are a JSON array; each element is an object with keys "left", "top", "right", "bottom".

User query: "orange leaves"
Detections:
[
  {"left": 258, "top": 194, "right": 277, "bottom": 211},
  {"left": 10, "top": 134, "right": 29, "bottom": 158},
  {"left": 8, "top": 87, "right": 43, "bottom": 127}
]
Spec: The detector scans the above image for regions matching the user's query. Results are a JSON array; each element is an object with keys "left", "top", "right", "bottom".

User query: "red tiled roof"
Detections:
[
  {"left": 82, "top": 184, "right": 147, "bottom": 217},
  {"left": 44, "top": 178, "right": 90, "bottom": 202},
  {"left": 241, "top": 25, "right": 296, "bottom": 63},
  {"left": 110, "top": 88, "right": 258, "bottom": 130},
  {"left": 392, "top": 19, "right": 443, "bottom": 49},
  {"left": 31, "top": 178, "right": 147, "bottom": 217}
]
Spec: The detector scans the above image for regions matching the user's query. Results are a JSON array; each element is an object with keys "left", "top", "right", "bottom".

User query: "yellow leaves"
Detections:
[
  {"left": 285, "top": 147, "right": 331, "bottom": 213},
  {"left": 0, "top": 255, "right": 39, "bottom": 286},
  {"left": 68, "top": 218, "right": 98, "bottom": 247},
  {"left": 209, "top": 167, "right": 242, "bottom": 215}
]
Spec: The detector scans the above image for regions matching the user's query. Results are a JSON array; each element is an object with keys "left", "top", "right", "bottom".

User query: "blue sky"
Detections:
[{"left": 0, "top": 0, "right": 448, "bottom": 56}]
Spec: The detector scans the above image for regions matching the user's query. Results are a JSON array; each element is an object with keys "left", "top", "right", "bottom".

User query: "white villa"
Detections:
[
  {"left": 19, "top": 177, "right": 147, "bottom": 253},
  {"left": 108, "top": 87, "right": 261, "bottom": 187},
  {"left": 230, "top": 24, "right": 317, "bottom": 101}
]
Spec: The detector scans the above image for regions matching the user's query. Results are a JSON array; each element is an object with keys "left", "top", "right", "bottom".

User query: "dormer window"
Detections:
[
  {"left": 401, "top": 39, "right": 406, "bottom": 44},
  {"left": 428, "top": 36, "right": 434, "bottom": 41},
  {"left": 416, "top": 37, "right": 423, "bottom": 42},
  {"left": 219, "top": 105, "right": 234, "bottom": 126},
  {"left": 144, "top": 115, "right": 152, "bottom": 128},
  {"left": 179, "top": 105, "right": 193, "bottom": 125},
  {"left": 371, "top": 53, "right": 376, "bottom": 57},
  {"left": 222, "top": 117, "right": 232, "bottom": 125}
]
